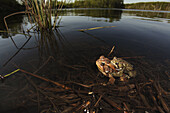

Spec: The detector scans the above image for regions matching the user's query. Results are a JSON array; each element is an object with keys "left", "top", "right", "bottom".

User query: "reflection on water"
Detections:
[
  {"left": 124, "top": 10, "right": 170, "bottom": 19},
  {"left": 60, "top": 9, "right": 122, "bottom": 22},
  {"left": 123, "top": 10, "right": 170, "bottom": 23},
  {"left": 0, "top": 8, "right": 170, "bottom": 67},
  {"left": 38, "top": 29, "right": 68, "bottom": 57},
  {"left": 1, "top": 9, "right": 170, "bottom": 38},
  {"left": 0, "top": 8, "right": 170, "bottom": 112},
  {"left": 0, "top": 8, "right": 170, "bottom": 70},
  {"left": 59, "top": 8, "right": 170, "bottom": 23},
  {"left": 0, "top": 15, "right": 25, "bottom": 38}
]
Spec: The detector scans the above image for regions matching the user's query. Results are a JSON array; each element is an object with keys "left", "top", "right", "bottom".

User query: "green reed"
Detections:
[{"left": 25, "top": 0, "right": 66, "bottom": 30}]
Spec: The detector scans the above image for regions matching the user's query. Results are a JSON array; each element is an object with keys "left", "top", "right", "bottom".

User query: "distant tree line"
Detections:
[
  {"left": 125, "top": 2, "right": 170, "bottom": 11},
  {"left": 66, "top": 0, "right": 125, "bottom": 8}
]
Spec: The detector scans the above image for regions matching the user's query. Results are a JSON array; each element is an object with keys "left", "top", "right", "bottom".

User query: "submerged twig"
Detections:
[
  {"left": 94, "top": 94, "right": 103, "bottom": 107},
  {"left": 66, "top": 81, "right": 103, "bottom": 88},
  {"left": 136, "top": 83, "right": 151, "bottom": 108},
  {"left": 123, "top": 102, "right": 130, "bottom": 113},
  {"left": 153, "top": 82, "right": 170, "bottom": 112},
  {"left": 103, "top": 97, "right": 122, "bottom": 110},
  {"left": 148, "top": 87, "right": 165, "bottom": 113},
  {"left": 24, "top": 74, "right": 59, "bottom": 112},
  {"left": 39, "top": 87, "right": 69, "bottom": 93},
  {"left": 108, "top": 46, "right": 115, "bottom": 57},
  {"left": 157, "top": 95, "right": 170, "bottom": 113},
  {"left": 157, "top": 81, "right": 170, "bottom": 95},
  {"left": 20, "top": 69, "right": 71, "bottom": 90},
  {"left": 33, "top": 56, "right": 55, "bottom": 74},
  {"left": 76, "top": 101, "right": 91, "bottom": 111},
  {"left": 3, "top": 36, "right": 31, "bottom": 66}
]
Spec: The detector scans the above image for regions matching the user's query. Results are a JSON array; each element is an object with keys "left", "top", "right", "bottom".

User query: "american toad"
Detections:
[{"left": 96, "top": 56, "right": 136, "bottom": 84}]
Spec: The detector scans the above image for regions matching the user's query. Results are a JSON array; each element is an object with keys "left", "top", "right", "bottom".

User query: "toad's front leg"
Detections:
[{"left": 108, "top": 75, "right": 115, "bottom": 84}]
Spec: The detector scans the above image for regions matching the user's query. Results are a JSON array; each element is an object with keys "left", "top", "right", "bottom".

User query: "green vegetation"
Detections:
[
  {"left": 10, "top": 0, "right": 65, "bottom": 31},
  {"left": 1, "top": 0, "right": 66, "bottom": 38},
  {"left": 1, "top": 0, "right": 66, "bottom": 32},
  {"left": 67, "top": 0, "right": 124, "bottom": 8},
  {"left": 125, "top": 2, "right": 170, "bottom": 11}
]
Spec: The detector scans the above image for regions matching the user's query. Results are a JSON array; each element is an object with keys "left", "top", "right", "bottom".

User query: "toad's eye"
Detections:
[{"left": 101, "top": 63, "right": 105, "bottom": 66}]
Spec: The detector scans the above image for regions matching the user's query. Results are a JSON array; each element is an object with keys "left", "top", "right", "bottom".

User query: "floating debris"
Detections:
[{"left": 78, "top": 26, "right": 116, "bottom": 31}]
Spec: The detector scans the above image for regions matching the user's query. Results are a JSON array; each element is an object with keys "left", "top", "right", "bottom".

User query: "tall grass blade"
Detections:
[{"left": 24, "top": 0, "right": 69, "bottom": 30}]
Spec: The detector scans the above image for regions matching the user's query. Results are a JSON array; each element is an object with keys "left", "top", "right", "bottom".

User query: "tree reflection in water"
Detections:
[{"left": 61, "top": 9, "right": 123, "bottom": 23}]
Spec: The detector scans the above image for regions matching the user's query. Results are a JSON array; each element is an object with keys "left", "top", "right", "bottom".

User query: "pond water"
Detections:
[{"left": 0, "top": 8, "right": 170, "bottom": 112}]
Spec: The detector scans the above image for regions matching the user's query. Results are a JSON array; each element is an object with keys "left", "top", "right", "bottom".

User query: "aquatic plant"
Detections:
[
  {"left": 25, "top": 0, "right": 67, "bottom": 31},
  {"left": 3, "top": 0, "right": 68, "bottom": 34}
]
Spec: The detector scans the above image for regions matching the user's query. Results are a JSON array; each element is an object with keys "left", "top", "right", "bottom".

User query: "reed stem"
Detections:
[{"left": 24, "top": 0, "right": 67, "bottom": 30}]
